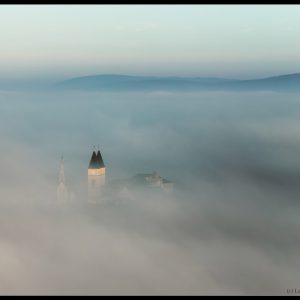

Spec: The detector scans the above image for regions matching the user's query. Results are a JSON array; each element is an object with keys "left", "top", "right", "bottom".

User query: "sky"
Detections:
[{"left": 0, "top": 5, "right": 300, "bottom": 80}]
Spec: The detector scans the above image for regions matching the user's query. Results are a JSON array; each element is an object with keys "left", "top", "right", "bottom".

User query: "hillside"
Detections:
[{"left": 56, "top": 73, "right": 300, "bottom": 92}]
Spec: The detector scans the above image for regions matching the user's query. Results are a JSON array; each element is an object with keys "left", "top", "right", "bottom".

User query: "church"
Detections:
[{"left": 57, "top": 147, "right": 173, "bottom": 204}]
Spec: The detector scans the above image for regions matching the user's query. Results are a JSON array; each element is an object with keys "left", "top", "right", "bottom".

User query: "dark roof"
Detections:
[
  {"left": 97, "top": 150, "right": 105, "bottom": 168},
  {"left": 133, "top": 173, "right": 153, "bottom": 179},
  {"left": 132, "top": 173, "right": 172, "bottom": 184},
  {"left": 89, "top": 150, "right": 105, "bottom": 169},
  {"left": 162, "top": 179, "right": 172, "bottom": 184},
  {"left": 89, "top": 151, "right": 100, "bottom": 169}
]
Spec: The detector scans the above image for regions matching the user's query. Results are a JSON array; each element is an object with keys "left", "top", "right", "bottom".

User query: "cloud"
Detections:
[{"left": 0, "top": 89, "right": 299, "bottom": 294}]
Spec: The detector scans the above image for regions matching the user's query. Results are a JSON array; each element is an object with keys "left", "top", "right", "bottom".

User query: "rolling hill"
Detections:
[{"left": 56, "top": 73, "right": 300, "bottom": 92}]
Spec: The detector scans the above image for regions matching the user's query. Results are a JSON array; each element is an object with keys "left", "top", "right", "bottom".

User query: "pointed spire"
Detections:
[
  {"left": 59, "top": 156, "right": 65, "bottom": 184},
  {"left": 57, "top": 155, "right": 68, "bottom": 203},
  {"left": 89, "top": 150, "right": 100, "bottom": 169},
  {"left": 96, "top": 148, "right": 105, "bottom": 168}
]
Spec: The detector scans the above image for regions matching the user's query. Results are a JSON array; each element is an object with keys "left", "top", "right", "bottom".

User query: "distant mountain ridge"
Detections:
[{"left": 56, "top": 73, "right": 300, "bottom": 92}]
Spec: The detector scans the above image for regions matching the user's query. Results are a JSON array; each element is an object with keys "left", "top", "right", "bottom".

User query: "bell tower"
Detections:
[{"left": 88, "top": 147, "right": 105, "bottom": 203}]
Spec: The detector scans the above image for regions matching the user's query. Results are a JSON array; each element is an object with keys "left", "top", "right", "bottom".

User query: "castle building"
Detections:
[
  {"left": 132, "top": 172, "right": 174, "bottom": 192},
  {"left": 88, "top": 148, "right": 106, "bottom": 203},
  {"left": 57, "top": 157, "right": 69, "bottom": 203}
]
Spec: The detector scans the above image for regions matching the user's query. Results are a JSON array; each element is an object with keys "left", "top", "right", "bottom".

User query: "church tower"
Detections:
[
  {"left": 57, "top": 156, "right": 68, "bottom": 203},
  {"left": 88, "top": 147, "right": 106, "bottom": 203}
]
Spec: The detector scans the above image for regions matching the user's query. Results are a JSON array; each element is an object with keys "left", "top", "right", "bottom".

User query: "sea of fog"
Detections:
[{"left": 0, "top": 89, "right": 300, "bottom": 295}]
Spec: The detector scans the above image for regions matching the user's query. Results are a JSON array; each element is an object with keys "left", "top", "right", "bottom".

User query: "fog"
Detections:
[{"left": 0, "top": 88, "right": 300, "bottom": 295}]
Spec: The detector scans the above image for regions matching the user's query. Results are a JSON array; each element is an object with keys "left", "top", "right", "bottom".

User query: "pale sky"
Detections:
[{"left": 1, "top": 5, "right": 300, "bottom": 80}]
